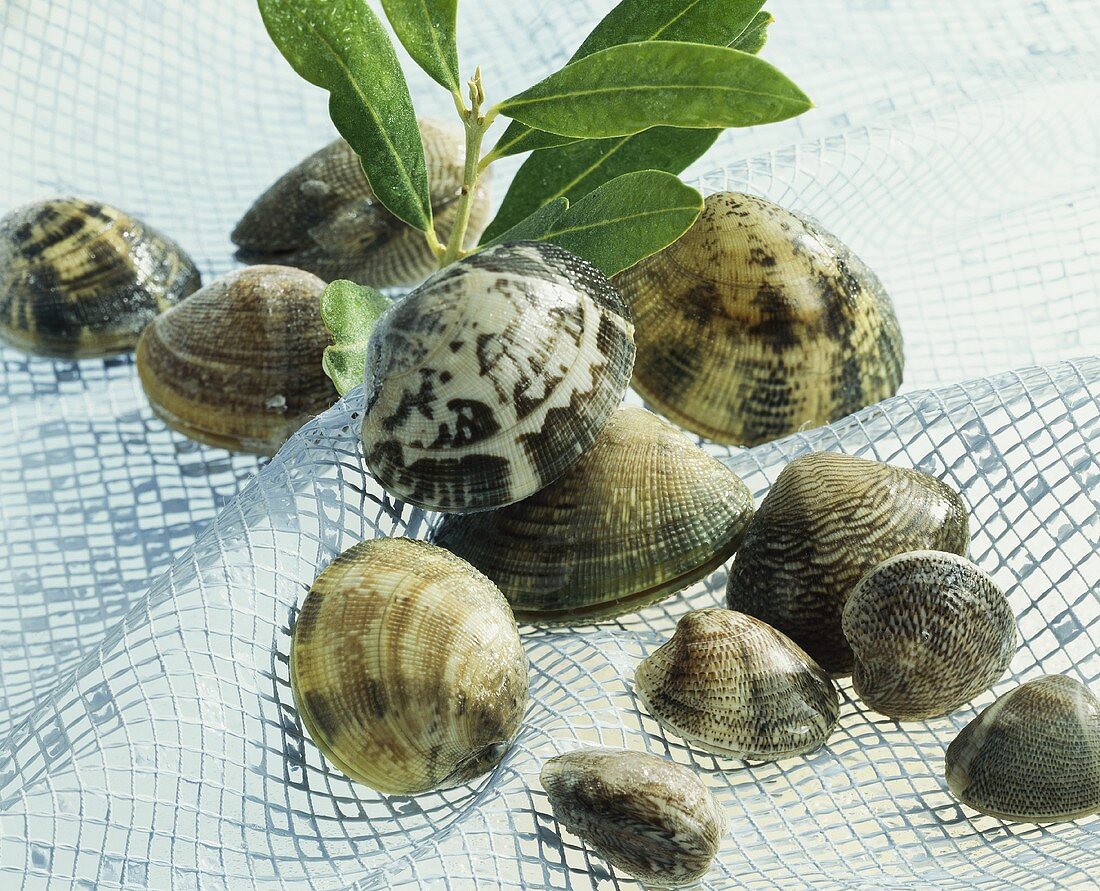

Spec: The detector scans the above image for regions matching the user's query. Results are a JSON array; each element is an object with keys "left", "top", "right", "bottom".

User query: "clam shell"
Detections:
[
  {"left": 0, "top": 197, "right": 200, "bottom": 358},
  {"left": 635, "top": 608, "right": 839, "bottom": 760},
  {"left": 612, "top": 191, "right": 903, "bottom": 445},
  {"left": 290, "top": 537, "right": 529, "bottom": 795},
  {"left": 430, "top": 406, "right": 754, "bottom": 623},
  {"left": 843, "top": 551, "right": 1016, "bottom": 720},
  {"left": 361, "top": 241, "right": 635, "bottom": 512},
  {"left": 541, "top": 747, "right": 725, "bottom": 886},
  {"left": 725, "top": 451, "right": 969, "bottom": 675},
  {"left": 945, "top": 675, "right": 1100, "bottom": 822},
  {"left": 136, "top": 265, "right": 336, "bottom": 455},
  {"left": 232, "top": 118, "right": 491, "bottom": 288}
]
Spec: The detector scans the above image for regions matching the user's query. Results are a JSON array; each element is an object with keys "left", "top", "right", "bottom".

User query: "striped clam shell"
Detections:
[
  {"left": 136, "top": 265, "right": 337, "bottom": 455},
  {"left": 361, "top": 241, "right": 635, "bottom": 513},
  {"left": 635, "top": 609, "right": 839, "bottom": 761},
  {"left": 430, "top": 406, "right": 754, "bottom": 623},
  {"left": 612, "top": 192, "right": 903, "bottom": 446},
  {"left": 725, "top": 452, "right": 969, "bottom": 675},
  {"left": 946, "top": 675, "right": 1100, "bottom": 822},
  {"left": 232, "top": 118, "right": 490, "bottom": 289},
  {"left": 0, "top": 197, "right": 200, "bottom": 358},
  {"left": 290, "top": 538, "right": 529, "bottom": 795}
]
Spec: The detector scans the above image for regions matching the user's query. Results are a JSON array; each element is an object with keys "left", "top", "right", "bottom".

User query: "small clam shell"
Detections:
[
  {"left": 612, "top": 191, "right": 903, "bottom": 445},
  {"left": 136, "top": 265, "right": 336, "bottom": 455},
  {"left": 726, "top": 452, "right": 969, "bottom": 675},
  {"left": 945, "top": 675, "right": 1100, "bottom": 822},
  {"left": 843, "top": 551, "right": 1016, "bottom": 720},
  {"left": 361, "top": 241, "right": 635, "bottom": 512},
  {"left": 290, "top": 538, "right": 529, "bottom": 795},
  {"left": 232, "top": 118, "right": 491, "bottom": 288},
  {"left": 0, "top": 197, "right": 200, "bottom": 358},
  {"left": 430, "top": 406, "right": 754, "bottom": 623},
  {"left": 541, "top": 747, "right": 725, "bottom": 887},
  {"left": 635, "top": 609, "right": 839, "bottom": 760}
]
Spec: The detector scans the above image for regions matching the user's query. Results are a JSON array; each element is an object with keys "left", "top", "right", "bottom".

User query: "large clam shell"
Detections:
[
  {"left": 290, "top": 538, "right": 529, "bottom": 795},
  {"left": 635, "top": 608, "right": 839, "bottom": 761},
  {"left": 725, "top": 452, "right": 969, "bottom": 675},
  {"left": 136, "top": 265, "right": 337, "bottom": 455},
  {"left": 612, "top": 191, "right": 903, "bottom": 445},
  {"left": 945, "top": 675, "right": 1100, "bottom": 822},
  {"left": 232, "top": 118, "right": 490, "bottom": 288},
  {"left": 0, "top": 197, "right": 200, "bottom": 358},
  {"left": 429, "top": 406, "right": 754, "bottom": 623},
  {"left": 361, "top": 241, "right": 635, "bottom": 512}
]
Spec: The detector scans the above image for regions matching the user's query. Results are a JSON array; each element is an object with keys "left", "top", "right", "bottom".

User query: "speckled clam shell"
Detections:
[
  {"left": 945, "top": 675, "right": 1100, "bottom": 822},
  {"left": 361, "top": 241, "right": 635, "bottom": 512},
  {"left": 541, "top": 748, "right": 725, "bottom": 887},
  {"left": 290, "top": 538, "right": 529, "bottom": 796},
  {"left": 843, "top": 551, "right": 1016, "bottom": 720},
  {"left": 430, "top": 406, "right": 753, "bottom": 623},
  {"left": 725, "top": 452, "right": 969, "bottom": 675},
  {"left": 0, "top": 197, "right": 200, "bottom": 358},
  {"left": 612, "top": 191, "right": 903, "bottom": 445},
  {"left": 136, "top": 265, "right": 336, "bottom": 456},
  {"left": 232, "top": 118, "right": 491, "bottom": 288},
  {"left": 635, "top": 609, "right": 839, "bottom": 761}
]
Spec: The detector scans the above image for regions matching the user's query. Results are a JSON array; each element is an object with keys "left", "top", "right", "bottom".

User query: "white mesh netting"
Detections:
[{"left": 0, "top": 0, "right": 1098, "bottom": 888}]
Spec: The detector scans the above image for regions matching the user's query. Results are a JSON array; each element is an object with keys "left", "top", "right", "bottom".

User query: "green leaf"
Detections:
[
  {"left": 258, "top": 0, "right": 432, "bottom": 231},
  {"left": 731, "top": 10, "right": 773, "bottom": 54},
  {"left": 498, "top": 41, "right": 811, "bottom": 139},
  {"left": 320, "top": 280, "right": 394, "bottom": 396},
  {"left": 533, "top": 170, "right": 703, "bottom": 277},
  {"left": 379, "top": 0, "right": 460, "bottom": 92},
  {"left": 491, "top": 0, "right": 765, "bottom": 159},
  {"left": 480, "top": 198, "right": 570, "bottom": 247}
]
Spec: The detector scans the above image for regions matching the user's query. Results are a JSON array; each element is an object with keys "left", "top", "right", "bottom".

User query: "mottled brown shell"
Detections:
[
  {"left": 290, "top": 538, "right": 529, "bottom": 795},
  {"left": 232, "top": 118, "right": 491, "bottom": 288},
  {"left": 136, "top": 265, "right": 337, "bottom": 455},
  {"left": 726, "top": 452, "right": 969, "bottom": 675},
  {"left": 361, "top": 241, "right": 635, "bottom": 512},
  {"left": 635, "top": 608, "right": 839, "bottom": 761},
  {"left": 946, "top": 675, "right": 1100, "bottom": 822},
  {"left": 612, "top": 191, "right": 903, "bottom": 445},
  {"left": 541, "top": 747, "right": 725, "bottom": 886},
  {"left": 0, "top": 197, "right": 200, "bottom": 358},
  {"left": 843, "top": 551, "right": 1016, "bottom": 720},
  {"left": 430, "top": 406, "right": 754, "bottom": 623}
]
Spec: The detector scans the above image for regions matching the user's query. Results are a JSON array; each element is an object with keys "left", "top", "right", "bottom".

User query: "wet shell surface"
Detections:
[
  {"left": 612, "top": 191, "right": 903, "bottom": 446},
  {"left": 136, "top": 265, "right": 337, "bottom": 455},
  {"left": 945, "top": 675, "right": 1100, "bottom": 822},
  {"left": 361, "top": 241, "right": 635, "bottom": 512},
  {"left": 289, "top": 537, "right": 529, "bottom": 796},
  {"left": 725, "top": 451, "right": 969, "bottom": 675},
  {"left": 0, "top": 197, "right": 200, "bottom": 358},
  {"left": 635, "top": 608, "right": 839, "bottom": 761},
  {"left": 541, "top": 747, "right": 725, "bottom": 887},
  {"left": 429, "top": 406, "right": 754, "bottom": 623},
  {"left": 232, "top": 118, "right": 491, "bottom": 288},
  {"left": 843, "top": 551, "right": 1016, "bottom": 720}
]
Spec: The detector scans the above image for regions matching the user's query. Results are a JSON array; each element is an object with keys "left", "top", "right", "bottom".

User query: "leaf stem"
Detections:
[{"left": 440, "top": 67, "right": 495, "bottom": 266}]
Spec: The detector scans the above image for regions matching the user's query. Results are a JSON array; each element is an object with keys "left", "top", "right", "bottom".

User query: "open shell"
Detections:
[{"left": 430, "top": 406, "right": 754, "bottom": 623}]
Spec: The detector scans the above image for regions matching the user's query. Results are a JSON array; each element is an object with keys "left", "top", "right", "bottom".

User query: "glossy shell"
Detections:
[
  {"left": 232, "top": 118, "right": 491, "bottom": 288},
  {"left": 136, "top": 265, "right": 337, "bottom": 455},
  {"left": 843, "top": 551, "right": 1016, "bottom": 720},
  {"left": 541, "top": 747, "right": 725, "bottom": 886},
  {"left": 290, "top": 538, "right": 529, "bottom": 795},
  {"left": 612, "top": 191, "right": 903, "bottom": 445},
  {"left": 725, "top": 452, "right": 969, "bottom": 675},
  {"left": 361, "top": 241, "right": 635, "bottom": 512},
  {"left": 635, "top": 609, "right": 839, "bottom": 761},
  {"left": 0, "top": 197, "right": 200, "bottom": 358},
  {"left": 945, "top": 675, "right": 1100, "bottom": 822},
  {"left": 430, "top": 406, "right": 754, "bottom": 623}
]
